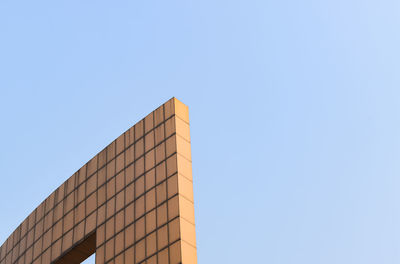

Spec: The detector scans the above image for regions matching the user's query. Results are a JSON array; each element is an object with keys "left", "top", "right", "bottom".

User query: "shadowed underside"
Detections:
[
  {"left": 0, "top": 98, "right": 197, "bottom": 264},
  {"left": 53, "top": 233, "right": 96, "bottom": 264}
]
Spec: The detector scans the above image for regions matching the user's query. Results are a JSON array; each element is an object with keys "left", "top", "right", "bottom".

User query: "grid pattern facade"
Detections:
[{"left": 0, "top": 98, "right": 197, "bottom": 264}]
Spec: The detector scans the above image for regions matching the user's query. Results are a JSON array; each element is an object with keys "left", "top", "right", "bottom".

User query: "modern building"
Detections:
[{"left": 0, "top": 98, "right": 197, "bottom": 264}]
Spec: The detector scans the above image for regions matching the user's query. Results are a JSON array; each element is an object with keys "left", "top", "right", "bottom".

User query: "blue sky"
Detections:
[{"left": 1, "top": 0, "right": 400, "bottom": 263}]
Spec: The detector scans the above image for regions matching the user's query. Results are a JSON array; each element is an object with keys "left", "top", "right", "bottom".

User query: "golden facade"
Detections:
[{"left": 0, "top": 98, "right": 197, "bottom": 264}]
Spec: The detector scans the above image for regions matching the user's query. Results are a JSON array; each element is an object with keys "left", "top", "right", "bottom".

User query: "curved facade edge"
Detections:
[{"left": 0, "top": 97, "right": 197, "bottom": 264}]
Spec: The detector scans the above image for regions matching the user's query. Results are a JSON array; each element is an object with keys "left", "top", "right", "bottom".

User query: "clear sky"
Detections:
[{"left": 1, "top": 0, "right": 400, "bottom": 263}]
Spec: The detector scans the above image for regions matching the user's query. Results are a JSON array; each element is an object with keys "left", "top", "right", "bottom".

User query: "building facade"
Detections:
[{"left": 0, "top": 98, "right": 197, "bottom": 264}]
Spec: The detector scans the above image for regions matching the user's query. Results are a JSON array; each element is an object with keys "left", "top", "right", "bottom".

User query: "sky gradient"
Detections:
[{"left": 1, "top": 0, "right": 400, "bottom": 263}]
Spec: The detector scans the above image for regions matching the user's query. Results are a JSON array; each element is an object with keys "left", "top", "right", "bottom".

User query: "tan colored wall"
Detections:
[{"left": 0, "top": 98, "right": 197, "bottom": 264}]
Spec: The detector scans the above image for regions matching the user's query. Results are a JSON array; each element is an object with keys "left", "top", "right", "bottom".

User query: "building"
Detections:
[{"left": 0, "top": 98, "right": 197, "bottom": 264}]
